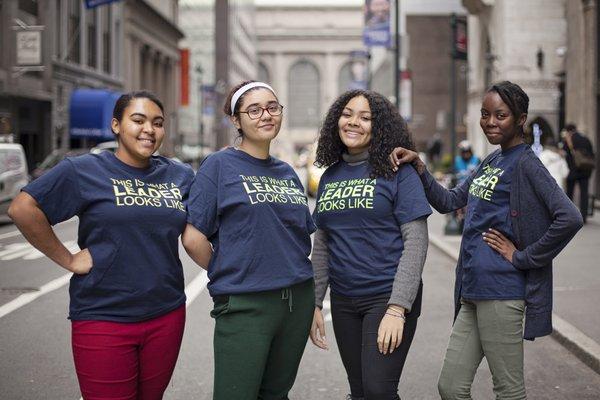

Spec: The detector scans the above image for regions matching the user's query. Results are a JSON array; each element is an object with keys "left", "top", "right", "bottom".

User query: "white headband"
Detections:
[{"left": 230, "top": 82, "right": 275, "bottom": 114}]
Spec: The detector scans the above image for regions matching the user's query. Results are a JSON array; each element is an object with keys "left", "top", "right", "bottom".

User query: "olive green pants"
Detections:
[
  {"left": 438, "top": 299, "right": 526, "bottom": 400},
  {"left": 211, "top": 279, "right": 314, "bottom": 400}
]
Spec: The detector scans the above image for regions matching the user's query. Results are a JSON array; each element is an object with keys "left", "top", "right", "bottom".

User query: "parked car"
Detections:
[
  {"left": 0, "top": 143, "right": 29, "bottom": 216},
  {"left": 90, "top": 140, "right": 118, "bottom": 154},
  {"left": 306, "top": 144, "right": 326, "bottom": 198},
  {"left": 30, "top": 148, "right": 88, "bottom": 180}
]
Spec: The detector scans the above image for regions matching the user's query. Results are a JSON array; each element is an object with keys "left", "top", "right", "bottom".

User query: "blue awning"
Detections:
[{"left": 69, "top": 89, "right": 121, "bottom": 140}]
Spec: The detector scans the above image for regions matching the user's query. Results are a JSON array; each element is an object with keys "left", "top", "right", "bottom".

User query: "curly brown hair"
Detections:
[{"left": 315, "top": 90, "right": 415, "bottom": 179}]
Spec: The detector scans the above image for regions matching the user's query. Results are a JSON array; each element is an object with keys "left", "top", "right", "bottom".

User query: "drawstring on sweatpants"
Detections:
[{"left": 281, "top": 288, "right": 293, "bottom": 312}]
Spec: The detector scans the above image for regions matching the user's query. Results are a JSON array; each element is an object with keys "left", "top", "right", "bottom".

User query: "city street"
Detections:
[{"left": 1, "top": 203, "right": 600, "bottom": 399}]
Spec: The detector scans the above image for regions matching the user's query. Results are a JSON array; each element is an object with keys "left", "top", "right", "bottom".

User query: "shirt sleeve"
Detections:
[
  {"left": 187, "top": 169, "right": 220, "bottom": 238},
  {"left": 393, "top": 165, "right": 432, "bottom": 225},
  {"left": 21, "top": 159, "right": 83, "bottom": 225}
]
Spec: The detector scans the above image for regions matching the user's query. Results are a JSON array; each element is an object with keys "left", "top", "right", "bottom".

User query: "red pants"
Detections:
[{"left": 71, "top": 306, "right": 185, "bottom": 400}]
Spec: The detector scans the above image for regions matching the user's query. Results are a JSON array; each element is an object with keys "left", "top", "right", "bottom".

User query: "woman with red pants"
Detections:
[{"left": 8, "top": 91, "right": 194, "bottom": 399}]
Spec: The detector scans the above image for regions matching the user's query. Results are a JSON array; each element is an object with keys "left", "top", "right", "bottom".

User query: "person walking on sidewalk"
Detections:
[
  {"left": 182, "top": 81, "right": 316, "bottom": 400},
  {"left": 389, "top": 81, "right": 583, "bottom": 400},
  {"left": 8, "top": 91, "right": 194, "bottom": 399},
  {"left": 309, "top": 90, "right": 431, "bottom": 400},
  {"left": 562, "top": 123, "right": 595, "bottom": 223}
]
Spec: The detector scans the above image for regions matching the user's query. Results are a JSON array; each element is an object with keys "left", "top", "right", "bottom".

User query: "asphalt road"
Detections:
[{"left": 1, "top": 214, "right": 600, "bottom": 399}]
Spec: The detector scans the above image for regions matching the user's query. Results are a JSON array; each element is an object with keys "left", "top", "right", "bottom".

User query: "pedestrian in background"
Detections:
[
  {"left": 390, "top": 81, "right": 583, "bottom": 400},
  {"left": 182, "top": 81, "right": 315, "bottom": 400},
  {"left": 8, "top": 91, "right": 194, "bottom": 399},
  {"left": 539, "top": 135, "right": 569, "bottom": 191},
  {"left": 562, "top": 123, "right": 595, "bottom": 223},
  {"left": 454, "top": 140, "right": 481, "bottom": 183},
  {"left": 310, "top": 90, "right": 431, "bottom": 400}
]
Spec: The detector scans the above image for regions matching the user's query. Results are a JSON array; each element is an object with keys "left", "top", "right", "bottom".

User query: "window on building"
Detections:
[
  {"left": 288, "top": 60, "right": 320, "bottom": 128},
  {"left": 67, "top": 0, "right": 80, "bottom": 64},
  {"left": 338, "top": 62, "right": 353, "bottom": 95},
  {"left": 258, "top": 62, "right": 269, "bottom": 83},
  {"left": 55, "top": 0, "right": 62, "bottom": 59},
  {"left": 102, "top": 6, "right": 112, "bottom": 74},
  {"left": 18, "top": 0, "right": 38, "bottom": 17},
  {"left": 87, "top": 8, "right": 97, "bottom": 69}
]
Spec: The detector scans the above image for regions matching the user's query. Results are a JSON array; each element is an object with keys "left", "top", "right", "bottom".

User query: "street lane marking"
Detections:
[
  {"left": 185, "top": 270, "right": 209, "bottom": 308},
  {"left": 0, "top": 273, "right": 72, "bottom": 319},
  {"left": 0, "top": 217, "right": 77, "bottom": 242},
  {"left": 0, "top": 240, "right": 79, "bottom": 261},
  {"left": 0, "top": 269, "right": 210, "bottom": 321},
  {"left": 0, "top": 230, "right": 23, "bottom": 240},
  {"left": 323, "top": 299, "right": 332, "bottom": 322}
]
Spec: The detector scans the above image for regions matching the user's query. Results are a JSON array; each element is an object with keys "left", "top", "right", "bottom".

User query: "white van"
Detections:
[{"left": 0, "top": 144, "right": 29, "bottom": 216}]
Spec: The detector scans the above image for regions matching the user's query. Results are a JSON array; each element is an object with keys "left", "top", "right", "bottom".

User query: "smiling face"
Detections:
[
  {"left": 480, "top": 91, "right": 526, "bottom": 150},
  {"left": 111, "top": 97, "right": 165, "bottom": 167},
  {"left": 338, "top": 95, "right": 372, "bottom": 155},
  {"left": 232, "top": 88, "right": 282, "bottom": 144}
]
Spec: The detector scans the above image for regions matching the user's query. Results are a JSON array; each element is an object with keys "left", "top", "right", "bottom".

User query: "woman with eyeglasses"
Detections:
[{"left": 182, "top": 80, "right": 316, "bottom": 400}]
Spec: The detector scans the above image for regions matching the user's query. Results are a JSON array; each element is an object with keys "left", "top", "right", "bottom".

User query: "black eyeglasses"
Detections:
[{"left": 239, "top": 104, "right": 284, "bottom": 120}]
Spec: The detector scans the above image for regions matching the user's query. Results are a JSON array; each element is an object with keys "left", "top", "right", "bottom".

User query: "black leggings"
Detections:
[{"left": 331, "top": 285, "right": 422, "bottom": 400}]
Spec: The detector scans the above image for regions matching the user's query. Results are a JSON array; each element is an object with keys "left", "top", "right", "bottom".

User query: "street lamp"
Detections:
[{"left": 195, "top": 64, "right": 204, "bottom": 148}]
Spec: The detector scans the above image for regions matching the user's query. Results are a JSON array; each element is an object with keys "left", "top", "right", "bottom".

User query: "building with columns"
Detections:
[
  {"left": 255, "top": 2, "right": 364, "bottom": 159},
  {"left": 122, "top": 0, "right": 183, "bottom": 156},
  {"left": 463, "top": 0, "right": 599, "bottom": 195},
  {"left": 564, "top": 0, "right": 599, "bottom": 192},
  {"left": 178, "top": 0, "right": 257, "bottom": 152},
  {"left": 462, "top": 0, "right": 568, "bottom": 156},
  {"left": 0, "top": 0, "right": 183, "bottom": 167}
]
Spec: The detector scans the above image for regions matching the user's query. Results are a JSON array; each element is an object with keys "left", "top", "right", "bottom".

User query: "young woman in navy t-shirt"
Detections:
[
  {"left": 9, "top": 91, "right": 194, "bottom": 399},
  {"left": 309, "top": 90, "right": 431, "bottom": 400},
  {"left": 182, "top": 81, "right": 316, "bottom": 400},
  {"left": 390, "top": 81, "right": 583, "bottom": 399}
]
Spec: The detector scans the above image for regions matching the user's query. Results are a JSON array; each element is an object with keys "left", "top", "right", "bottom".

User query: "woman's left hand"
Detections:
[
  {"left": 377, "top": 308, "right": 405, "bottom": 355},
  {"left": 482, "top": 228, "right": 516, "bottom": 263}
]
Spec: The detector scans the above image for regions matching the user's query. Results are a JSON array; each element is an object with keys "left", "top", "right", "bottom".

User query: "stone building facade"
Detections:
[
  {"left": 462, "top": 0, "right": 567, "bottom": 156},
  {"left": 0, "top": 0, "right": 182, "bottom": 167}
]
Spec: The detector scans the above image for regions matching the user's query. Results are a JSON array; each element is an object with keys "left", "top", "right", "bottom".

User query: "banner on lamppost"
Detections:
[
  {"left": 85, "top": 0, "right": 121, "bottom": 9},
  {"left": 363, "top": 0, "right": 391, "bottom": 48},
  {"left": 348, "top": 50, "right": 370, "bottom": 90},
  {"left": 453, "top": 18, "right": 468, "bottom": 60},
  {"left": 400, "top": 70, "right": 412, "bottom": 121},
  {"left": 180, "top": 49, "right": 190, "bottom": 106}
]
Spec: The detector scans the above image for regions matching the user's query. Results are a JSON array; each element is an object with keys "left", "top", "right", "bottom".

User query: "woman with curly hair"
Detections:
[{"left": 309, "top": 90, "right": 432, "bottom": 400}]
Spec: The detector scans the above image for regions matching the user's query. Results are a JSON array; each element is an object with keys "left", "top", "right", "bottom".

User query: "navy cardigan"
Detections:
[{"left": 420, "top": 146, "right": 583, "bottom": 340}]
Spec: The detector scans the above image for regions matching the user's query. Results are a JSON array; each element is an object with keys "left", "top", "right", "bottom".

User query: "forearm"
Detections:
[
  {"left": 388, "top": 218, "right": 428, "bottom": 312},
  {"left": 8, "top": 193, "right": 73, "bottom": 270},
  {"left": 420, "top": 170, "right": 468, "bottom": 213},
  {"left": 182, "top": 224, "right": 212, "bottom": 270},
  {"left": 311, "top": 229, "right": 330, "bottom": 308}
]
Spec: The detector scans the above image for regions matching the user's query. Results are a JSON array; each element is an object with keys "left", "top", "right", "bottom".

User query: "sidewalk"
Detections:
[{"left": 427, "top": 210, "right": 600, "bottom": 375}]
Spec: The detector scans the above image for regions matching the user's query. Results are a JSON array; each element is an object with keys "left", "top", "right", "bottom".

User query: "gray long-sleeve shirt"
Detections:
[{"left": 312, "top": 218, "right": 428, "bottom": 312}]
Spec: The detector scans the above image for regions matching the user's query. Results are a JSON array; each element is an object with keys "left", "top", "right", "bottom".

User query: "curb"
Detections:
[{"left": 428, "top": 233, "right": 600, "bottom": 375}]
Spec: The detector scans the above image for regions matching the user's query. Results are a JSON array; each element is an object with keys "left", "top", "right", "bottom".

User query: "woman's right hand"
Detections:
[
  {"left": 67, "top": 249, "right": 93, "bottom": 275},
  {"left": 310, "top": 307, "right": 328, "bottom": 350},
  {"left": 388, "top": 147, "right": 426, "bottom": 174}
]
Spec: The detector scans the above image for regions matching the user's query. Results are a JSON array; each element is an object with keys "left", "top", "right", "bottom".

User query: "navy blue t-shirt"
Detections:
[
  {"left": 313, "top": 162, "right": 431, "bottom": 297},
  {"left": 461, "top": 143, "right": 527, "bottom": 300},
  {"left": 23, "top": 151, "right": 194, "bottom": 322},
  {"left": 187, "top": 148, "right": 315, "bottom": 296}
]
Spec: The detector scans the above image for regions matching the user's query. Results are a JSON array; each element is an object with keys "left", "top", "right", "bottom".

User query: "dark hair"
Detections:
[
  {"left": 565, "top": 123, "right": 577, "bottom": 132},
  {"left": 315, "top": 89, "right": 415, "bottom": 179},
  {"left": 487, "top": 81, "right": 529, "bottom": 134},
  {"left": 112, "top": 90, "right": 164, "bottom": 123},
  {"left": 223, "top": 80, "right": 278, "bottom": 137}
]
